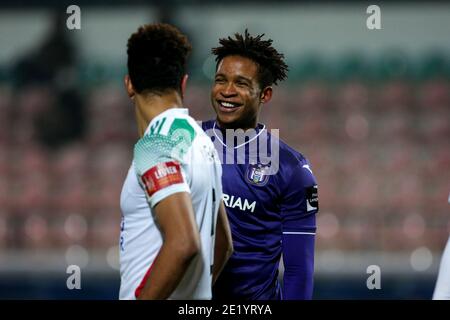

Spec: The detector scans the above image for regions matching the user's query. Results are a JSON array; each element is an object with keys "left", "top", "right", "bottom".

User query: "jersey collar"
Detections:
[
  {"left": 212, "top": 121, "right": 266, "bottom": 149},
  {"left": 145, "top": 107, "right": 188, "bottom": 135}
]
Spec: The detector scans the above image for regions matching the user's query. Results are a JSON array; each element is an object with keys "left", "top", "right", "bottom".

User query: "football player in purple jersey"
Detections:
[{"left": 202, "top": 30, "right": 319, "bottom": 300}]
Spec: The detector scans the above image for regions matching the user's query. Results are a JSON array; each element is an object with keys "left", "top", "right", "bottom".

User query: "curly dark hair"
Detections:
[
  {"left": 211, "top": 29, "right": 288, "bottom": 89},
  {"left": 127, "top": 23, "right": 192, "bottom": 94}
]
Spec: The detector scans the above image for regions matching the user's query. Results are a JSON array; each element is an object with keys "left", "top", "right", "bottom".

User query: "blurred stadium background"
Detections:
[{"left": 0, "top": 1, "right": 449, "bottom": 299}]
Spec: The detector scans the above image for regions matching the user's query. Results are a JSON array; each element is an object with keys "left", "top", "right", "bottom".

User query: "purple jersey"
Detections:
[{"left": 202, "top": 120, "right": 318, "bottom": 300}]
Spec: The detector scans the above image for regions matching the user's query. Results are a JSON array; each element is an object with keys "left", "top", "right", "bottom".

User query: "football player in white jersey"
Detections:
[
  {"left": 433, "top": 236, "right": 450, "bottom": 300},
  {"left": 432, "top": 195, "right": 450, "bottom": 300},
  {"left": 119, "top": 23, "right": 233, "bottom": 300}
]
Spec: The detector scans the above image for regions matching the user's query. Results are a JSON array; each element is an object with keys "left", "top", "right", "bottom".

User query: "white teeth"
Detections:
[{"left": 221, "top": 101, "right": 236, "bottom": 108}]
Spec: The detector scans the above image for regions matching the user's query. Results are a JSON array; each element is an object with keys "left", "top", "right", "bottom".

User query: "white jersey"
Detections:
[
  {"left": 119, "top": 108, "right": 222, "bottom": 300},
  {"left": 433, "top": 236, "right": 450, "bottom": 300}
]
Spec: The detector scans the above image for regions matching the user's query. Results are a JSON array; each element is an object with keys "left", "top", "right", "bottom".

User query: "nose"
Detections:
[{"left": 220, "top": 82, "right": 237, "bottom": 98}]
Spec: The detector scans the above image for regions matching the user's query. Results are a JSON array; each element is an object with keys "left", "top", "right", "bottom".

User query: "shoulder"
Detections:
[
  {"left": 271, "top": 135, "right": 316, "bottom": 186},
  {"left": 275, "top": 135, "right": 310, "bottom": 168},
  {"left": 147, "top": 114, "right": 198, "bottom": 140}
]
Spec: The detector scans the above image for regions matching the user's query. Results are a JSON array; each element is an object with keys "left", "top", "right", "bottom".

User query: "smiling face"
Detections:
[{"left": 211, "top": 55, "right": 272, "bottom": 130}]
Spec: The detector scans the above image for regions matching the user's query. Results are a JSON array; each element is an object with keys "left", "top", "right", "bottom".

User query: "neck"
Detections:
[
  {"left": 135, "top": 90, "right": 183, "bottom": 137},
  {"left": 216, "top": 117, "right": 258, "bottom": 131}
]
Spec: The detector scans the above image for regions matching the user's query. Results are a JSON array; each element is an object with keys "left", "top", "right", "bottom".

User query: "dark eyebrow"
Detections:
[
  {"left": 215, "top": 73, "right": 252, "bottom": 84},
  {"left": 235, "top": 75, "right": 251, "bottom": 83}
]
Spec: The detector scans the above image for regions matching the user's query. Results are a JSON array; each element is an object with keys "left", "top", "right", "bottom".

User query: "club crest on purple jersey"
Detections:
[{"left": 245, "top": 164, "right": 270, "bottom": 186}]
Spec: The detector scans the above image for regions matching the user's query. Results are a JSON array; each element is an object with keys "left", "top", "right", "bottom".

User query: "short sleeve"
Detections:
[
  {"left": 134, "top": 119, "right": 196, "bottom": 208},
  {"left": 280, "top": 160, "right": 318, "bottom": 233}
]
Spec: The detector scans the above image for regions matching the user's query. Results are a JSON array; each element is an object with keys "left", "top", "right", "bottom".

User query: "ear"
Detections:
[
  {"left": 260, "top": 86, "right": 273, "bottom": 104},
  {"left": 124, "top": 75, "right": 135, "bottom": 101},
  {"left": 181, "top": 74, "right": 189, "bottom": 97}
]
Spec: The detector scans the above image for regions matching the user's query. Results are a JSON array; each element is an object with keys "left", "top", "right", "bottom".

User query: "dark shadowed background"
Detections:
[{"left": 0, "top": 1, "right": 449, "bottom": 299}]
